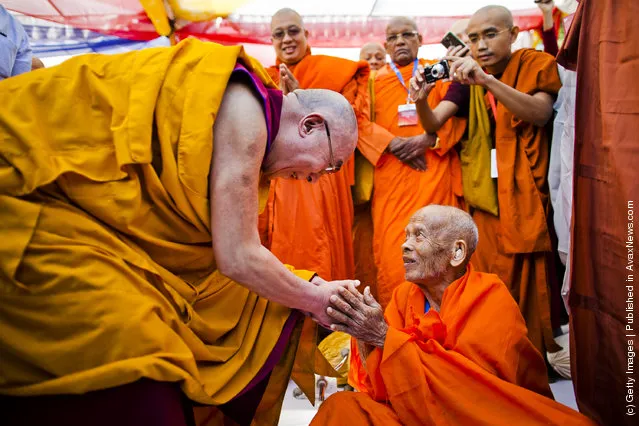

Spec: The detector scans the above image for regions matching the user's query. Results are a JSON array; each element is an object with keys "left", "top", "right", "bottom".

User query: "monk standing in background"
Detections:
[
  {"left": 0, "top": 40, "right": 360, "bottom": 426},
  {"left": 359, "top": 42, "right": 386, "bottom": 72},
  {"left": 312, "top": 205, "right": 595, "bottom": 426},
  {"left": 448, "top": 5, "right": 562, "bottom": 355},
  {"left": 261, "top": 8, "right": 388, "bottom": 284},
  {"left": 369, "top": 16, "right": 465, "bottom": 308}
]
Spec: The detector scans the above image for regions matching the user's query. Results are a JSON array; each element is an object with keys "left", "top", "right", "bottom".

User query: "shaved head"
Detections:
[
  {"left": 449, "top": 18, "right": 470, "bottom": 38},
  {"left": 265, "top": 89, "right": 357, "bottom": 181},
  {"left": 360, "top": 42, "right": 385, "bottom": 54},
  {"left": 295, "top": 88, "right": 357, "bottom": 159},
  {"left": 386, "top": 16, "right": 418, "bottom": 33},
  {"left": 360, "top": 42, "right": 386, "bottom": 71},
  {"left": 402, "top": 204, "right": 478, "bottom": 290},
  {"left": 271, "top": 8, "right": 304, "bottom": 28},
  {"left": 411, "top": 205, "right": 478, "bottom": 259},
  {"left": 385, "top": 16, "right": 421, "bottom": 67},
  {"left": 470, "top": 5, "right": 514, "bottom": 29},
  {"left": 270, "top": 8, "right": 308, "bottom": 65}
]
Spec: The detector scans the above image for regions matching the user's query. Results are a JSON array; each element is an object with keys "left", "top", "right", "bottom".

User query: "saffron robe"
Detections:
[
  {"left": 470, "top": 48, "right": 563, "bottom": 354},
  {"left": 371, "top": 60, "right": 466, "bottom": 307},
  {"left": 557, "top": 1, "right": 639, "bottom": 424},
  {"left": 260, "top": 51, "right": 389, "bottom": 281},
  {"left": 0, "top": 40, "right": 314, "bottom": 413},
  {"left": 315, "top": 266, "right": 596, "bottom": 426}
]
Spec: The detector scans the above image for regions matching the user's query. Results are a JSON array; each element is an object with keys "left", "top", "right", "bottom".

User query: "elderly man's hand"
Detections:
[
  {"left": 327, "top": 285, "right": 388, "bottom": 348},
  {"left": 306, "top": 276, "right": 361, "bottom": 328}
]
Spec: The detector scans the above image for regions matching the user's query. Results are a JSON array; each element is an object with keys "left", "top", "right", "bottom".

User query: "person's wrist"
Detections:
[{"left": 482, "top": 73, "right": 496, "bottom": 89}]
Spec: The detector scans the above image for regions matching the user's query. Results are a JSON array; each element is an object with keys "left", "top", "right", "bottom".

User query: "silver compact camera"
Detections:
[{"left": 423, "top": 60, "right": 450, "bottom": 83}]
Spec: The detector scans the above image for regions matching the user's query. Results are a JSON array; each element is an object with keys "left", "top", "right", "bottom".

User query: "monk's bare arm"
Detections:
[
  {"left": 415, "top": 100, "right": 459, "bottom": 134},
  {"left": 483, "top": 76, "right": 555, "bottom": 127},
  {"left": 210, "top": 82, "right": 318, "bottom": 311}
]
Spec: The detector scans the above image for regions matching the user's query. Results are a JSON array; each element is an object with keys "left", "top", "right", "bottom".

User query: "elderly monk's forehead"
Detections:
[
  {"left": 271, "top": 9, "right": 303, "bottom": 30},
  {"left": 386, "top": 17, "right": 418, "bottom": 34},
  {"left": 467, "top": 6, "right": 513, "bottom": 34},
  {"left": 360, "top": 43, "right": 385, "bottom": 56}
]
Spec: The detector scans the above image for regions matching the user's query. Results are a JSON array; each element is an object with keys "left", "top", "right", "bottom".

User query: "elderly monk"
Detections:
[
  {"left": 368, "top": 17, "right": 466, "bottom": 308},
  {"left": 259, "top": 8, "right": 387, "bottom": 286},
  {"left": 0, "top": 39, "right": 359, "bottom": 426},
  {"left": 446, "top": 5, "right": 563, "bottom": 355},
  {"left": 311, "top": 205, "right": 596, "bottom": 426},
  {"left": 359, "top": 42, "right": 386, "bottom": 72}
]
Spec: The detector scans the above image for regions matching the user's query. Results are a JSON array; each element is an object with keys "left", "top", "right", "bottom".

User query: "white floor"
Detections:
[{"left": 277, "top": 378, "right": 579, "bottom": 426}]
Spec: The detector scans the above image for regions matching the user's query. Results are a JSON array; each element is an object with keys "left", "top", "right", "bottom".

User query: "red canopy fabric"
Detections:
[{"left": 6, "top": 1, "right": 544, "bottom": 47}]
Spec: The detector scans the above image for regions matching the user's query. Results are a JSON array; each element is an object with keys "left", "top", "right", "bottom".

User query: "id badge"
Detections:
[
  {"left": 397, "top": 103, "right": 418, "bottom": 127},
  {"left": 490, "top": 148, "right": 498, "bottom": 178}
]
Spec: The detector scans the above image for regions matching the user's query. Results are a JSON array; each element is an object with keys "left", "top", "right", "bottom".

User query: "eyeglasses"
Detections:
[
  {"left": 386, "top": 31, "right": 419, "bottom": 44},
  {"left": 467, "top": 28, "right": 511, "bottom": 45},
  {"left": 324, "top": 122, "right": 342, "bottom": 173},
  {"left": 271, "top": 26, "right": 303, "bottom": 40}
]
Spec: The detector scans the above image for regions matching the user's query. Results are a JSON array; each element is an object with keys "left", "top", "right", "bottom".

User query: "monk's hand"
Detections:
[
  {"left": 446, "top": 56, "right": 491, "bottom": 87},
  {"left": 409, "top": 65, "right": 435, "bottom": 103},
  {"left": 446, "top": 45, "right": 470, "bottom": 59},
  {"left": 327, "top": 285, "right": 388, "bottom": 348},
  {"left": 536, "top": 0, "right": 555, "bottom": 14},
  {"left": 308, "top": 278, "right": 361, "bottom": 328},
  {"left": 279, "top": 64, "right": 300, "bottom": 94},
  {"left": 389, "top": 134, "right": 436, "bottom": 171}
]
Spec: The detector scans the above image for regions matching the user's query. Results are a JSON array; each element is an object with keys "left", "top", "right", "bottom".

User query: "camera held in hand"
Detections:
[{"left": 423, "top": 60, "right": 450, "bottom": 84}]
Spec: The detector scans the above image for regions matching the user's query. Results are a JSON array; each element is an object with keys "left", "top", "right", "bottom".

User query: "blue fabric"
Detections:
[
  {"left": 424, "top": 299, "right": 431, "bottom": 313},
  {"left": 0, "top": 5, "right": 32, "bottom": 80},
  {"left": 22, "top": 24, "right": 170, "bottom": 58}
]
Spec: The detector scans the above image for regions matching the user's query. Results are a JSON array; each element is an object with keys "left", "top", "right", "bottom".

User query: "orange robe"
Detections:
[
  {"left": 470, "top": 49, "right": 563, "bottom": 354},
  {"left": 261, "top": 52, "right": 388, "bottom": 281},
  {"left": 371, "top": 61, "right": 466, "bottom": 307},
  {"left": 313, "top": 266, "right": 595, "bottom": 426}
]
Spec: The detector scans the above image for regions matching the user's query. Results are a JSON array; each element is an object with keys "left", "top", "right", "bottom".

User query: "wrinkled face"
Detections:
[
  {"left": 401, "top": 217, "right": 451, "bottom": 283},
  {"left": 466, "top": 12, "right": 517, "bottom": 73},
  {"left": 360, "top": 45, "right": 386, "bottom": 71},
  {"left": 384, "top": 20, "right": 422, "bottom": 67},
  {"left": 271, "top": 13, "right": 309, "bottom": 65}
]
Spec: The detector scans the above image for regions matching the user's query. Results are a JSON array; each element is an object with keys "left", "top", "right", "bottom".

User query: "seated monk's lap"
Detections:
[{"left": 311, "top": 392, "right": 402, "bottom": 425}]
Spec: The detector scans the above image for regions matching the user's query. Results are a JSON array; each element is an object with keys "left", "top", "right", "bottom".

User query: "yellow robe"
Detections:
[{"left": 0, "top": 39, "right": 314, "bottom": 407}]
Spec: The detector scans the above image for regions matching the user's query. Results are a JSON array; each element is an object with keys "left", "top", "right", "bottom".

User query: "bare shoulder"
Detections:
[{"left": 214, "top": 81, "right": 268, "bottom": 154}]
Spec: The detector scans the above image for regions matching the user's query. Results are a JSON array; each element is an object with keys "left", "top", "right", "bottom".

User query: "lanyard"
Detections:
[{"left": 389, "top": 58, "right": 419, "bottom": 101}]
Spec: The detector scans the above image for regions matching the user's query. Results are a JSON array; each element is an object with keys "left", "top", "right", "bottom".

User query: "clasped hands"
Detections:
[{"left": 326, "top": 283, "right": 388, "bottom": 348}]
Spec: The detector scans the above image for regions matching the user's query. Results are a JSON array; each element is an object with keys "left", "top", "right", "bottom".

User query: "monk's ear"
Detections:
[
  {"left": 300, "top": 113, "right": 325, "bottom": 136},
  {"left": 417, "top": 33, "right": 423, "bottom": 44},
  {"left": 450, "top": 240, "right": 467, "bottom": 268},
  {"left": 509, "top": 26, "right": 520, "bottom": 45}
]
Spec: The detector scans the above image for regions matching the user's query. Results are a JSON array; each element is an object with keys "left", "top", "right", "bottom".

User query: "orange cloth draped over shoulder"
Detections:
[
  {"left": 371, "top": 60, "right": 466, "bottom": 307},
  {"left": 470, "top": 49, "right": 563, "bottom": 354},
  {"left": 260, "top": 50, "right": 389, "bottom": 281},
  {"left": 0, "top": 39, "right": 315, "bottom": 407},
  {"left": 314, "top": 266, "right": 596, "bottom": 426}
]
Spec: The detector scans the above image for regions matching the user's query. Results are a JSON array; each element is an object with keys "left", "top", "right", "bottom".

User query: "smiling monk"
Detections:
[{"left": 311, "top": 205, "right": 596, "bottom": 426}]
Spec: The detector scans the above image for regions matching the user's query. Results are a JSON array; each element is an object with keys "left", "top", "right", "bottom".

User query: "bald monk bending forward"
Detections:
[
  {"left": 0, "top": 40, "right": 359, "bottom": 425},
  {"left": 312, "top": 206, "right": 595, "bottom": 426}
]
